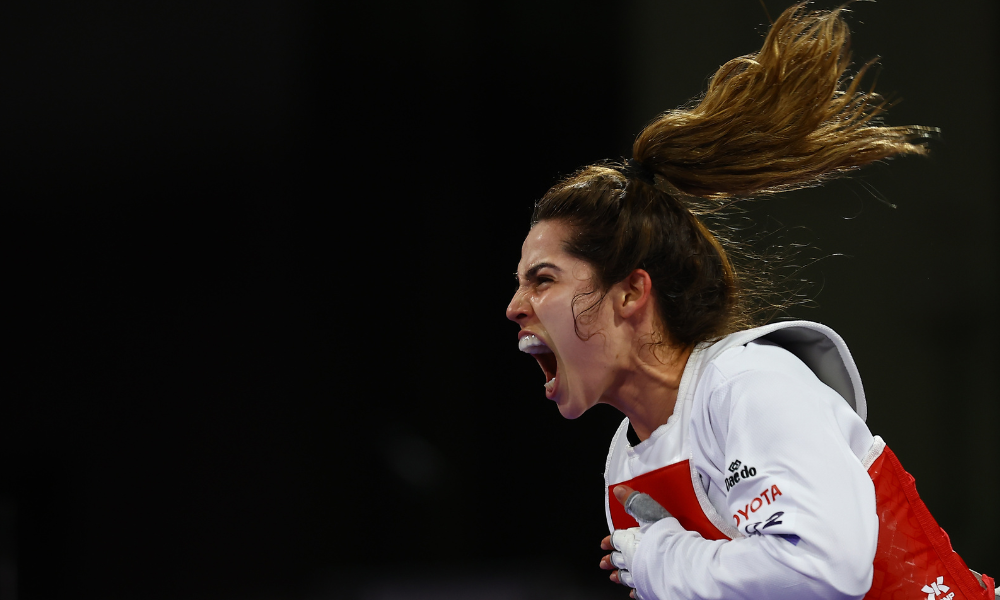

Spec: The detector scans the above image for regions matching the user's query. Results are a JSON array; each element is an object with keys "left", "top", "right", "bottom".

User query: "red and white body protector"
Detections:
[{"left": 604, "top": 321, "right": 995, "bottom": 600}]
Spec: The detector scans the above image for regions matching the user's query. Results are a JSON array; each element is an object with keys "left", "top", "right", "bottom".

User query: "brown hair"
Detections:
[{"left": 532, "top": 2, "right": 935, "bottom": 348}]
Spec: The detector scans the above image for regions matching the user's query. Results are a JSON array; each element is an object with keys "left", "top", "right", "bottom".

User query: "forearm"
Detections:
[{"left": 632, "top": 518, "right": 871, "bottom": 600}]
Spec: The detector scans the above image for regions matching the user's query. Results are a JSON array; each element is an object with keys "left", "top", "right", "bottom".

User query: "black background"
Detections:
[{"left": 1, "top": 1, "right": 996, "bottom": 598}]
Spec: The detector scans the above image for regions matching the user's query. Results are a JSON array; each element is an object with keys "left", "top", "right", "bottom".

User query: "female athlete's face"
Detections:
[{"left": 506, "top": 220, "right": 619, "bottom": 419}]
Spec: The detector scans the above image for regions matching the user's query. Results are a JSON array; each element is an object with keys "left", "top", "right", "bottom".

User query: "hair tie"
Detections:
[
  {"left": 618, "top": 159, "right": 686, "bottom": 199},
  {"left": 618, "top": 159, "right": 657, "bottom": 187}
]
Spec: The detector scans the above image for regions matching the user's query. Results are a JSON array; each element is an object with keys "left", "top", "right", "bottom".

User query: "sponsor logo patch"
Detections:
[
  {"left": 734, "top": 487, "right": 799, "bottom": 545},
  {"left": 732, "top": 484, "right": 783, "bottom": 526},
  {"left": 724, "top": 459, "right": 757, "bottom": 491},
  {"left": 743, "top": 511, "right": 798, "bottom": 544},
  {"left": 921, "top": 576, "right": 953, "bottom": 600}
]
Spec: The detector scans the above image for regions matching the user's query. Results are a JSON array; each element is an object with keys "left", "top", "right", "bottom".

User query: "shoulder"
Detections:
[
  {"left": 709, "top": 339, "right": 812, "bottom": 380},
  {"left": 689, "top": 320, "right": 866, "bottom": 418},
  {"left": 693, "top": 338, "right": 850, "bottom": 434},
  {"left": 701, "top": 339, "right": 822, "bottom": 395}
]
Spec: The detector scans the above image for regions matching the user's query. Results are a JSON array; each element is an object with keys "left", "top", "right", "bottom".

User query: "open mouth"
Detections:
[{"left": 518, "top": 334, "right": 559, "bottom": 396}]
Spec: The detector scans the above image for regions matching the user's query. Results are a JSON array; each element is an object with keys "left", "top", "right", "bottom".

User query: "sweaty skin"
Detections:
[
  {"left": 508, "top": 221, "right": 692, "bottom": 596},
  {"left": 507, "top": 220, "right": 691, "bottom": 439}
]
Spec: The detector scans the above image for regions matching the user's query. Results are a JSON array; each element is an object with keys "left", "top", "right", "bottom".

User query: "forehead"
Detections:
[{"left": 518, "top": 220, "right": 572, "bottom": 270}]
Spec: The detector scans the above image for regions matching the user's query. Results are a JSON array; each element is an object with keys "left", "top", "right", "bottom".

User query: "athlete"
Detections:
[{"left": 506, "top": 4, "right": 994, "bottom": 600}]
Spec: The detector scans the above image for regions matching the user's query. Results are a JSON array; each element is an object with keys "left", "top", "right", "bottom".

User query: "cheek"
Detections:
[
  {"left": 564, "top": 302, "right": 617, "bottom": 370},
  {"left": 535, "top": 287, "right": 611, "bottom": 375},
  {"left": 533, "top": 290, "right": 578, "bottom": 332}
]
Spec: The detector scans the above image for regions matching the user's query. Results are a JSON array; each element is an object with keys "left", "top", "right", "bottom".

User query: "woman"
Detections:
[{"left": 506, "top": 4, "right": 994, "bottom": 600}]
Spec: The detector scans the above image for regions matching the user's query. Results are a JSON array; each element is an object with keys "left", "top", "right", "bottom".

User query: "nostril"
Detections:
[
  {"left": 506, "top": 307, "right": 528, "bottom": 322},
  {"left": 506, "top": 296, "right": 530, "bottom": 322}
]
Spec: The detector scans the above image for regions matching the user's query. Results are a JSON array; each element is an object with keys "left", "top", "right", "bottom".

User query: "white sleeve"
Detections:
[{"left": 630, "top": 364, "right": 878, "bottom": 600}]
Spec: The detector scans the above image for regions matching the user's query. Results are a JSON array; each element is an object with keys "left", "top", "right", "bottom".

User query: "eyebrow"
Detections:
[{"left": 516, "top": 262, "right": 562, "bottom": 283}]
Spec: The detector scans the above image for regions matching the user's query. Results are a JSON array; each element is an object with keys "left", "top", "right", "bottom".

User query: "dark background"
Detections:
[{"left": 1, "top": 1, "right": 996, "bottom": 598}]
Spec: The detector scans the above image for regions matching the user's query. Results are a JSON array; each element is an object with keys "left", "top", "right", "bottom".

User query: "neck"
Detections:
[{"left": 604, "top": 343, "right": 693, "bottom": 442}]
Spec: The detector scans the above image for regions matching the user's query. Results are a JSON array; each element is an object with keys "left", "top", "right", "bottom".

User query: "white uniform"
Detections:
[{"left": 604, "top": 322, "right": 881, "bottom": 600}]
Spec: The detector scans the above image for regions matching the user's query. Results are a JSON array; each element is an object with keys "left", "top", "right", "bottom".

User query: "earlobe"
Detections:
[{"left": 618, "top": 269, "right": 652, "bottom": 319}]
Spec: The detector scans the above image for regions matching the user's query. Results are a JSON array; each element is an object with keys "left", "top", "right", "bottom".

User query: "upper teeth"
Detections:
[{"left": 518, "top": 334, "right": 552, "bottom": 355}]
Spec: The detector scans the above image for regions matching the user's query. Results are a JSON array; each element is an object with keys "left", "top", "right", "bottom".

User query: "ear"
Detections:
[{"left": 616, "top": 269, "right": 653, "bottom": 319}]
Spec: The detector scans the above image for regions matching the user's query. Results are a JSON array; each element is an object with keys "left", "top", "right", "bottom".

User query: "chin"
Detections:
[{"left": 556, "top": 397, "right": 588, "bottom": 420}]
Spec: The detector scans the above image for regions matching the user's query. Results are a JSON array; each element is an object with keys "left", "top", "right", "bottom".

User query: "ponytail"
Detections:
[
  {"left": 532, "top": 2, "right": 935, "bottom": 346},
  {"left": 634, "top": 2, "right": 935, "bottom": 199}
]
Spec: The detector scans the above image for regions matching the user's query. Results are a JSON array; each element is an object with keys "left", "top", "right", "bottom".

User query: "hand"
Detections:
[
  {"left": 601, "top": 528, "right": 642, "bottom": 599},
  {"left": 599, "top": 485, "right": 658, "bottom": 599}
]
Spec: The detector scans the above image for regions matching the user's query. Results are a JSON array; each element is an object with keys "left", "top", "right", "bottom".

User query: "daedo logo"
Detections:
[
  {"left": 921, "top": 576, "right": 954, "bottom": 600},
  {"left": 725, "top": 459, "right": 757, "bottom": 491}
]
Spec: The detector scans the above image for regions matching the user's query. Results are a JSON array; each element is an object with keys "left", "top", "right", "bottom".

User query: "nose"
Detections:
[{"left": 506, "top": 288, "right": 531, "bottom": 323}]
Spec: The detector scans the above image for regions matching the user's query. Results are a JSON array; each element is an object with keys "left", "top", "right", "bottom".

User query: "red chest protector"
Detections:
[{"left": 608, "top": 446, "right": 995, "bottom": 600}]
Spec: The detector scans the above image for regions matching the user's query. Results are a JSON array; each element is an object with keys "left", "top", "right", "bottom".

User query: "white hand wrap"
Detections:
[
  {"left": 624, "top": 490, "right": 671, "bottom": 524},
  {"left": 611, "top": 527, "right": 644, "bottom": 596},
  {"left": 609, "top": 491, "right": 666, "bottom": 599}
]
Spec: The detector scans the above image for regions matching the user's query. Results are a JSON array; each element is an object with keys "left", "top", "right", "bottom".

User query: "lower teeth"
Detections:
[{"left": 544, "top": 377, "right": 555, "bottom": 392}]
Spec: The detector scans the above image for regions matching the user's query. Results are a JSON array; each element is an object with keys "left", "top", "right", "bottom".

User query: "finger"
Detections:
[
  {"left": 619, "top": 569, "right": 635, "bottom": 588},
  {"left": 601, "top": 535, "right": 613, "bottom": 551},
  {"left": 630, "top": 590, "right": 637, "bottom": 599},
  {"left": 611, "top": 529, "right": 624, "bottom": 551},
  {"left": 611, "top": 528, "right": 634, "bottom": 552},
  {"left": 600, "top": 554, "right": 615, "bottom": 570},
  {"left": 610, "top": 569, "right": 620, "bottom": 584},
  {"left": 611, "top": 551, "right": 628, "bottom": 570},
  {"left": 613, "top": 485, "right": 635, "bottom": 506},
  {"left": 625, "top": 491, "right": 672, "bottom": 524}
]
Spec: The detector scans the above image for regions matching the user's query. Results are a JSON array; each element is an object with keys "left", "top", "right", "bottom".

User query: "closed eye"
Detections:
[{"left": 523, "top": 262, "right": 561, "bottom": 287}]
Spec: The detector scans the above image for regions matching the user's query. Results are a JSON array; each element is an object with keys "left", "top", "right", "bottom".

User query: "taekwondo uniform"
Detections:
[{"left": 604, "top": 321, "right": 995, "bottom": 600}]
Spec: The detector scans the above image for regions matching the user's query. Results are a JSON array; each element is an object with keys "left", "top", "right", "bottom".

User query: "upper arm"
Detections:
[{"left": 710, "top": 364, "right": 878, "bottom": 596}]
